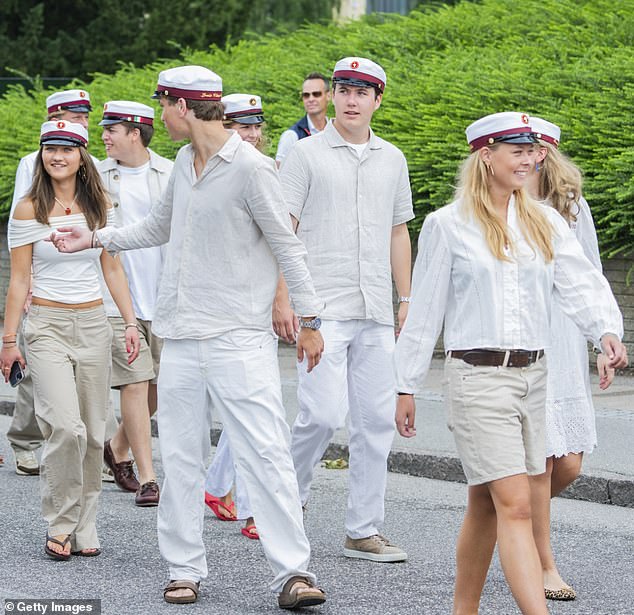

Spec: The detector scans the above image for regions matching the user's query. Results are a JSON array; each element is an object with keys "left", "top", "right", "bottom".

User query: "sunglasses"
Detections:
[{"left": 301, "top": 91, "right": 324, "bottom": 99}]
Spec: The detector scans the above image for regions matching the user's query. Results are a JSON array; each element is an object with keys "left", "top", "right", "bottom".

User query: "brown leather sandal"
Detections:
[
  {"left": 44, "top": 534, "right": 71, "bottom": 561},
  {"left": 278, "top": 576, "right": 326, "bottom": 610},
  {"left": 163, "top": 580, "right": 200, "bottom": 604}
]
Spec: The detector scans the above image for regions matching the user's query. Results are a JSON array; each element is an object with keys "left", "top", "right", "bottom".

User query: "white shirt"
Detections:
[
  {"left": 96, "top": 131, "right": 323, "bottom": 340},
  {"left": 98, "top": 153, "right": 173, "bottom": 321},
  {"left": 280, "top": 120, "right": 414, "bottom": 326},
  {"left": 395, "top": 195, "right": 624, "bottom": 393},
  {"left": 275, "top": 115, "right": 325, "bottom": 167},
  {"left": 9, "top": 211, "right": 113, "bottom": 304}
]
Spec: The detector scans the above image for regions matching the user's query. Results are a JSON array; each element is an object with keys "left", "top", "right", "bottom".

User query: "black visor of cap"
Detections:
[
  {"left": 98, "top": 118, "right": 125, "bottom": 126},
  {"left": 494, "top": 133, "right": 538, "bottom": 145},
  {"left": 61, "top": 104, "right": 92, "bottom": 113},
  {"left": 230, "top": 114, "right": 265, "bottom": 125},
  {"left": 40, "top": 136, "right": 85, "bottom": 147},
  {"left": 333, "top": 76, "right": 380, "bottom": 90}
]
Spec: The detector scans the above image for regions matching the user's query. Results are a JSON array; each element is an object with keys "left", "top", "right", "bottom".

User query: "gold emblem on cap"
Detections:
[
  {"left": 521, "top": 114, "right": 529, "bottom": 124},
  {"left": 79, "top": 91, "right": 86, "bottom": 98},
  {"left": 488, "top": 137, "right": 494, "bottom": 144},
  {"left": 351, "top": 60, "right": 359, "bottom": 69},
  {"left": 249, "top": 98, "right": 257, "bottom": 106},
  {"left": 57, "top": 121, "right": 66, "bottom": 129}
]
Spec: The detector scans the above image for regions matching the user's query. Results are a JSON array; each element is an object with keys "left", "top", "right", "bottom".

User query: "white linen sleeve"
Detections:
[
  {"left": 392, "top": 151, "right": 414, "bottom": 226},
  {"left": 550, "top": 211, "right": 623, "bottom": 347},
  {"left": 395, "top": 212, "right": 452, "bottom": 394},
  {"left": 97, "top": 169, "right": 174, "bottom": 253},
  {"left": 279, "top": 146, "right": 310, "bottom": 222},
  {"left": 245, "top": 159, "right": 324, "bottom": 317},
  {"left": 575, "top": 196, "right": 602, "bottom": 272}
]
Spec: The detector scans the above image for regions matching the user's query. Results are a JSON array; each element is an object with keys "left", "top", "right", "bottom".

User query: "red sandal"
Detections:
[
  {"left": 241, "top": 524, "right": 259, "bottom": 540},
  {"left": 204, "top": 492, "right": 237, "bottom": 521}
]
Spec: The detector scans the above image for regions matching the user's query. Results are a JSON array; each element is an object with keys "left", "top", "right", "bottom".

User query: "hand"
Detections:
[
  {"left": 597, "top": 352, "right": 615, "bottom": 390},
  {"left": 125, "top": 327, "right": 140, "bottom": 364},
  {"left": 396, "top": 302, "right": 409, "bottom": 336},
  {"left": 395, "top": 394, "right": 417, "bottom": 438},
  {"left": 47, "top": 226, "right": 92, "bottom": 253},
  {"left": 297, "top": 328, "right": 324, "bottom": 373},
  {"left": 600, "top": 333, "right": 628, "bottom": 369},
  {"left": 272, "top": 297, "right": 299, "bottom": 344},
  {"left": 0, "top": 346, "right": 25, "bottom": 383}
]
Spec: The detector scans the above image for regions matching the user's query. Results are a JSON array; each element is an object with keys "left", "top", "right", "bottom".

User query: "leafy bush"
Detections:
[{"left": 1, "top": 0, "right": 634, "bottom": 256}]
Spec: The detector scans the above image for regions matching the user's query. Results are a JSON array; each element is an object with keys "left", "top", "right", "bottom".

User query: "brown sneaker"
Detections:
[
  {"left": 343, "top": 534, "right": 407, "bottom": 563},
  {"left": 103, "top": 440, "right": 140, "bottom": 493},
  {"left": 135, "top": 480, "right": 160, "bottom": 507}
]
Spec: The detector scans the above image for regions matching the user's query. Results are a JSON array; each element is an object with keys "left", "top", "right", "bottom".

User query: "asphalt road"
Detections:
[{"left": 1, "top": 415, "right": 633, "bottom": 615}]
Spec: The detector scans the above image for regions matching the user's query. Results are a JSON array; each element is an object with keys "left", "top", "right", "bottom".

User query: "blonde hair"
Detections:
[
  {"left": 455, "top": 148, "right": 554, "bottom": 262},
  {"left": 537, "top": 141, "right": 582, "bottom": 223}
]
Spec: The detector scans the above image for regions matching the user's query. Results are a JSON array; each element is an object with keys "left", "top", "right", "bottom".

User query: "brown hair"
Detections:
[
  {"left": 455, "top": 146, "right": 554, "bottom": 263},
  {"left": 537, "top": 141, "right": 583, "bottom": 224},
  {"left": 120, "top": 121, "right": 155, "bottom": 147},
  {"left": 162, "top": 95, "right": 224, "bottom": 121},
  {"left": 29, "top": 147, "right": 109, "bottom": 230},
  {"left": 223, "top": 120, "right": 268, "bottom": 153}
]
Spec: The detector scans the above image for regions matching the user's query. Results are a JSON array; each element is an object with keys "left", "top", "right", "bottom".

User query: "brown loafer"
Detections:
[
  {"left": 278, "top": 575, "right": 326, "bottom": 609},
  {"left": 103, "top": 440, "right": 139, "bottom": 493},
  {"left": 135, "top": 480, "right": 160, "bottom": 507}
]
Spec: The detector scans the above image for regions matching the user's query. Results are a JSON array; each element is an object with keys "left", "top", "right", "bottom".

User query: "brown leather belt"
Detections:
[{"left": 449, "top": 349, "right": 544, "bottom": 368}]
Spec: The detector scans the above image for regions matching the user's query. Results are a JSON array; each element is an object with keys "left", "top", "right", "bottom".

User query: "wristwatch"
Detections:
[
  {"left": 299, "top": 317, "right": 322, "bottom": 330},
  {"left": 398, "top": 296, "right": 411, "bottom": 303}
]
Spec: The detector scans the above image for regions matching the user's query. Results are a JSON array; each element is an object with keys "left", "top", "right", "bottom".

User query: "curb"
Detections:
[{"left": 2, "top": 402, "right": 632, "bottom": 508}]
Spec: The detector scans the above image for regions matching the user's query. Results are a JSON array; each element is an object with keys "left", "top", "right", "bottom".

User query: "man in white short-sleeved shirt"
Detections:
[
  {"left": 277, "top": 57, "right": 414, "bottom": 563},
  {"left": 97, "top": 100, "right": 173, "bottom": 507},
  {"left": 275, "top": 72, "right": 330, "bottom": 169}
]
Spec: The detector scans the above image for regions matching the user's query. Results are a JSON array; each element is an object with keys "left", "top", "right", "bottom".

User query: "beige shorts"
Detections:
[
  {"left": 109, "top": 317, "right": 162, "bottom": 388},
  {"left": 443, "top": 355, "right": 547, "bottom": 485}
]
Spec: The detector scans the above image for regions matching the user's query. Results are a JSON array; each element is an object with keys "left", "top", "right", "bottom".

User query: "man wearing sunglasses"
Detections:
[{"left": 275, "top": 72, "right": 331, "bottom": 168}]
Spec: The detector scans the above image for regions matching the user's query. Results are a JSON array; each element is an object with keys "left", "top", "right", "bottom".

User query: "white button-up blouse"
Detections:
[{"left": 395, "top": 195, "right": 623, "bottom": 393}]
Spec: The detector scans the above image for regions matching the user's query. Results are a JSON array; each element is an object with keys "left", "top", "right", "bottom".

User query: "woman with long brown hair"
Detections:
[
  {"left": 394, "top": 112, "right": 626, "bottom": 615},
  {"left": 0, "top": 120, "right": 139, "bottom": 560}
]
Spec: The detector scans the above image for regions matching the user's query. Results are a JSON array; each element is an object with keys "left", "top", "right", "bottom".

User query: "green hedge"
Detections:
[{"left": 1, "top": 0, "right": 634, "bottom": 257}]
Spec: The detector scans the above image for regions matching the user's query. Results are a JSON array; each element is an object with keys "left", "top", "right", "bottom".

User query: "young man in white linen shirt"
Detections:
[
  {"left": 49, "top": 65, "right": 326, "bottom": 610},
  {"left": 277, "top": 57, "right": 413, "bottom": 563},
  {"left": 97, "top": 101, "right": 174, "bottom": 507}
]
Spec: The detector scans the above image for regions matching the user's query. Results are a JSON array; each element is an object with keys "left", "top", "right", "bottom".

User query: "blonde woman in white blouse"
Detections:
[
  {"left": 394, "top": 112, "right": 627, "bottom": 615},
  {"left": 0, "top": 121, "right": 139, "bottom": 561},
  {"left": 526, "top": 116, "right": 613, "bottom": 601}
]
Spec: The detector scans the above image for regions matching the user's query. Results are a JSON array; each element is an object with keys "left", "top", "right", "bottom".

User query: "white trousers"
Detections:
[
  {"left": 205, "top": 430, "right": 253, "bottom": 519},
  {"left": 291, "top": 319, "right": 396, "bottom": 539},
  {"left": 156, "top": 331, "right": 313, "bottom": 592}
]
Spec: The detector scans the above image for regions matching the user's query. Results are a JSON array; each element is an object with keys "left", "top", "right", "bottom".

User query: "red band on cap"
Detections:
[
  {"left": 333, "top": 69, "right": 385, "bottom": 91},
  {"left": 102, "top": 112, "right": 153, "bottom": 125},
  {"left": 534, "top": 133, "right": 559, "bottom": 148},
  {"left": 469, "top": 127, "right": 532, "bottom": 151},
  {"left": 155, "top": 85, "right": 222, "bottom": 101},
  {"left": 225, "top": 108, "right": 263, "bottom": 118},
  {"left": 47, "top": 99, "right": 91, "bottom": 114},
  {"left": 41, "top": 130, "right": 87, "bottom": 145}
]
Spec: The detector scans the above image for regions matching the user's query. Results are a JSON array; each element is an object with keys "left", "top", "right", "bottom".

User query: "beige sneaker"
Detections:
[
  {"left": 343, "top": 534, "right": 407, "bottom": 562},
  {"left": 101, "top": 464, "right": 116, "bottom": 483},
  {"left": 15, "top": 450, "right": 39, "bottom": 476}
]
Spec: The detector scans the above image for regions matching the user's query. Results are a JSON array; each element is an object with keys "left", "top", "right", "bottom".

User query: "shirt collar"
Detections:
[{"left": 323, "top": 119, "right": 382, "bottom": 150}]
